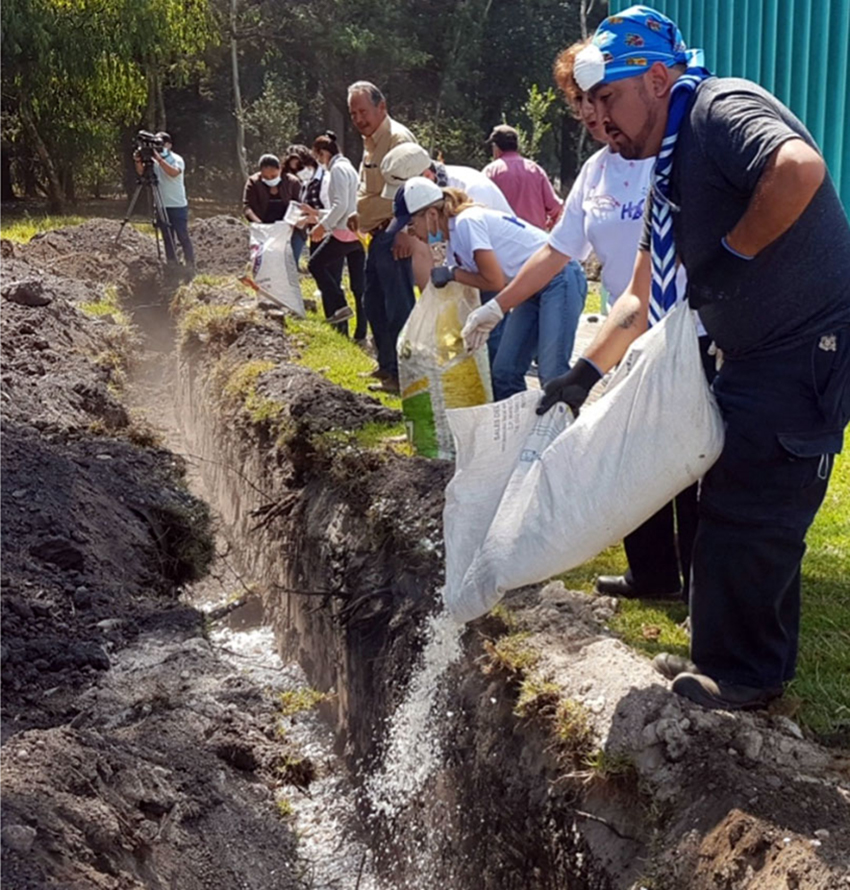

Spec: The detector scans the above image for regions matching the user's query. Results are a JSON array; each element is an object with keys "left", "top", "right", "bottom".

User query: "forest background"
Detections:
[{"left": 1, "top": 0, "right": 607, "bottom": 212}]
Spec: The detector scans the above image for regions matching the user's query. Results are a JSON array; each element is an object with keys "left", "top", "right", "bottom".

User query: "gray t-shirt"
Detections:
[{"left": 640, "top": 77, "right": 850, "bottom": 357}]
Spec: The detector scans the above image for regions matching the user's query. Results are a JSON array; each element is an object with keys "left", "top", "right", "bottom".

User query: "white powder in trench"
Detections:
[{"left": 365, "top": 606, "right": 464, "bottom": 816}]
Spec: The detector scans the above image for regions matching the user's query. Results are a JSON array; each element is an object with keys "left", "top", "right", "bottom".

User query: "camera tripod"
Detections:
[{"left": 114, "top": 162, "right": 179, "bottom": 264}]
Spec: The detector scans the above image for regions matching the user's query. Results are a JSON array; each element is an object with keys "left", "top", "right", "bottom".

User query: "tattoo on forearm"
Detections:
[{"left": 616, "top": 309, "right": 639, "bottom": 330}]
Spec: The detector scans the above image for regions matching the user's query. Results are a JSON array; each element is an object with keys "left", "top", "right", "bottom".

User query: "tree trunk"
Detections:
[
  {"left": 19, "top": 104, "right": 64, "bottom": 212},
  {"left": 230, "top": 0, "right": 249, "bottom": 182},
  {"left": 145, "top": 64, "right": 157, "bottom": 131},
  {"left": 156, "top": 74, "right": 167, "bottom": 131},
  {"left": 1, "top": 147, "right": 15, "bottom": 202}
]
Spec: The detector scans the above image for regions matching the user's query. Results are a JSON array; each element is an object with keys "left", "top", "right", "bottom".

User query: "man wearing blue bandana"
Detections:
[{"left": 539, "top": 6, "right": 850, "bottom": 710}]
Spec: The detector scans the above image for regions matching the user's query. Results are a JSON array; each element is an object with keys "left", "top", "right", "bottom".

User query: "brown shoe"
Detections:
[
  {"left": 672, "top": 672, "right": 783, "bottom": 711},
  {"left": 652, "top": 652, "right": 697, "bottom": 681},
  {"left": 368, "top": 377, "right": 400, "bottom": 394},
  {"left": 358, "top": 366, "right": 389, "bottom": 381}
]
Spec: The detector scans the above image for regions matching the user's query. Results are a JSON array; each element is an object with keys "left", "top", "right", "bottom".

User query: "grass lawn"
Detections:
[{"left": 558, "top": 437, "right": 850, "bottom": 740}]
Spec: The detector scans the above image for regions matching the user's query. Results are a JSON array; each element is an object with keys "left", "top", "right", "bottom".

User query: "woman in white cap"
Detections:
[{"left": 389, "top": 176, "right": 586, "bottom": 400}]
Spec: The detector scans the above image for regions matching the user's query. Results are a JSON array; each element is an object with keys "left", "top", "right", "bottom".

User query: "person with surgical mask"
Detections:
[{"left": 243, "top": 153, "right": 301, "bottom": 225}]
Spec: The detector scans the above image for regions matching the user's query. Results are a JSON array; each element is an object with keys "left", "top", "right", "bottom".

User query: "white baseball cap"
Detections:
[
  {"left": 387, "top": 176, "right": 444, "bottom": 235},
  {"left": 381, "top": 143, "right": 431, "bottom": 199}
]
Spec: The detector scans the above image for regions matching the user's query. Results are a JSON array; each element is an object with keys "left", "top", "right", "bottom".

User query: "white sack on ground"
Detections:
[
  {"left": 443, "top": 303, "right": 725, "bottom": 623},
  {"left": 398, "top": 281, "right": 493, "bottom": 460},
  {"left": 249, "top": 221, "right": 305, "bottom": 317}
]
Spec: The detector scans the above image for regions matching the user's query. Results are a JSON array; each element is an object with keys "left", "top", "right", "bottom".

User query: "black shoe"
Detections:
[
  {"left": 595, "top": 575, "right": 682, "bottom": 600},
  {"left": 671, "top": 672, "right": 783, "bottom": 711},
  {"left": 652, "top": 652, "right": 697, "bottom": 681}
]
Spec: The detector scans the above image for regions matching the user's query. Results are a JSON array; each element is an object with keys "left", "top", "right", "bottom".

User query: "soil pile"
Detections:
[
  {"left": 1, "top": 242, "right": 306, "bottom": 889},
  {"left": 19, "top": 219, "right": 164, "bottom": 303},
  {"left": 189, "top": 215, "right": 250, "bottom": 275}
]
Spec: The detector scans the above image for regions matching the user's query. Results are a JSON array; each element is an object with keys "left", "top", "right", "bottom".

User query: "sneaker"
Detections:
[
  {"left": 328, "top": 306, "right": 354, "bottom": 324},
  {"left": 596, "top": 574, "right": 682, "bottom": 600},
  {"left": 368, "top": 377, "right": 400, "bottom": 394},
  {"left": 671, "top": 672, "right": 783, "bottom": 711},
  {"left": 652, "top": 652, "right": 697, "bottom": 681}
]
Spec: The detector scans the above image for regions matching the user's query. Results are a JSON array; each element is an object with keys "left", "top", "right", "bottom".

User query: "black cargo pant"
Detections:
[{"left": 690, "top": 327, "right": 850, "bottom": 689}]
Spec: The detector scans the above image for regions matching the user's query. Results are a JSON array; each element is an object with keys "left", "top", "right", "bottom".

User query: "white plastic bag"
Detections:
[
  {"left": 249, "top": 221, "right": 305, "bottom": 317},
  {"left": 443, "top": 303, "right": 724, "bottom": 623},
  {"left": 397, "top": 281, "right": 493, "bottom": 459}
]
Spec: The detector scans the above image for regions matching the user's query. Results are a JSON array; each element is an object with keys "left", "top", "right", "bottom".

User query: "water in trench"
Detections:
[{"left": 129, "top": 335, "right": 390, "bottom": 889}]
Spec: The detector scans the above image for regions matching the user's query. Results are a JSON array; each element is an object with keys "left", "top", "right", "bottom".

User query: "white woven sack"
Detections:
[
  {"left": 249, "top": 221, "right": 305, "bottom": 317},
  {"left": 443, "top": 303, "right": 724, "bottom": 623}
]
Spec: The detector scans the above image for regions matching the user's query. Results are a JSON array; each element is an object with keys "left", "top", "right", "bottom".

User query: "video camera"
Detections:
[{"left": 134, "top": 130, "right": 165, "bottom": 165}]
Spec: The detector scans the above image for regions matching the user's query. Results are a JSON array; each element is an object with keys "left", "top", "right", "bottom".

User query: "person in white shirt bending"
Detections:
[
  {"left": 300, "top": 132, "right": 365, "bottom": 338},
  {"left": 388, "top": 176, "right": 586, "bottom": 400}
]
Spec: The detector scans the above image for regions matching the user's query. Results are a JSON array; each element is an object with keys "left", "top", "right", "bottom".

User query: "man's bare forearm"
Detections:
[
  {"left": 726, "top": 139, "right": 825, "bottom": 257},
  {"left": 584, "top": 293, "right": 648, "bottom": 372}
]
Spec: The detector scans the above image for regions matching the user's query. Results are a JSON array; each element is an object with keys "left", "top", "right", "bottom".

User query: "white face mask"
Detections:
[
  {"left": 262, "top": 175, "right": 281, "bottom": 187},
  {"left": 297, "top": 168, "right": 314, "bottom": 183}
]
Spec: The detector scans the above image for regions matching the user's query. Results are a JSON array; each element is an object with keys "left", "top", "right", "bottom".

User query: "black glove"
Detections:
[
  {"left": 536, "top": 358, "right": 603, "bottom": 416},
  {"left": 430, "top": 265, "right": 456, "bottom": 288},
  {"left": 686, "top": 238, "right": 753, "bottom": 309}
]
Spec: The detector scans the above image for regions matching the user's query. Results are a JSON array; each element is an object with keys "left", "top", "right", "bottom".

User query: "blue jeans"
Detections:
[
  {"left": 491, "top": 260, "right": 586, "bottom": 401},
  {"left": 159, "top": 205, "right": 194, "bottom": 266},
  {"left": 480, "top": 290, "right": 505, "bottom": 366},
  {"left": 364, "top": 229, "right": 415, "bottom": 378},
  {"left": 291, "top": 228, "right": 307, "bottom": 266}
]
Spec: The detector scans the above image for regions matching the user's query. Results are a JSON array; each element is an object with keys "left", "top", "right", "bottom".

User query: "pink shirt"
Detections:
[{"left": 483, "top": 152, "right": 563, "bottom": 230}]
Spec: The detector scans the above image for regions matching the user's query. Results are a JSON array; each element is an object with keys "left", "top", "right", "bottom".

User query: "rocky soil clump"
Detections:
[{"left": 189, "top": 215, "right": 251, "bottom": 275}]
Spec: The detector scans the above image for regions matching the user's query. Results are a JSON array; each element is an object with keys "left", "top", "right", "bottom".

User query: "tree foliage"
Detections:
[{"left": 2, "top": 0, "right": 607, "bottom": 207}]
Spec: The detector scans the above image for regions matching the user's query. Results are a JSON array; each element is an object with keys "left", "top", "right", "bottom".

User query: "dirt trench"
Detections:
[
  {"left": 169, "top": 266, "right": 850, "bottom": 889},
  {"left": 3, "top": 219, "right": 850, "bottom": 890}
]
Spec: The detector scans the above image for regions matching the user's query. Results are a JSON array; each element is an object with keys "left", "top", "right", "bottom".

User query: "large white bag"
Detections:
[
  {"left": 397, "top": 281, "right": 493, "bottom": 459},
  {"left": 443, "top": 303, "right": 724, "bottom": 623},
  {"left": 249, "top": 221, "right": 305, "bottom": 316}
]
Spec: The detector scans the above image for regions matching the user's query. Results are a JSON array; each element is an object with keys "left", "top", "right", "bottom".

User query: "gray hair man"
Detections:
[{"left": 347, "top": 80, "right": 418, "bottom": 393}]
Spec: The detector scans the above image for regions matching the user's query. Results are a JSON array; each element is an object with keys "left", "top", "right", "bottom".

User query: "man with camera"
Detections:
[{"left": 134, "top": 131, "right": 195, "bottom": 272}]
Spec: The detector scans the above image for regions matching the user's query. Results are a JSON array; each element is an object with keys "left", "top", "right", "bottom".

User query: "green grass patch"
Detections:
[
  {"left": 79, "top": 284, "right": 130, "bottom": 327},
  {"left": 1, "top": 214, "right": 87, "bottom": 243},
  {"left": 287, "top": 313, "right": 401, "bottom": 411},
  {"left": 555, "top": 434, "right": 850, "bottom": 739},
  {"left": 482, "top": 631, "right": 539, "bottom": 675},
  {"left": 178, "top": 302, "right": 246, "bottom": 347}
]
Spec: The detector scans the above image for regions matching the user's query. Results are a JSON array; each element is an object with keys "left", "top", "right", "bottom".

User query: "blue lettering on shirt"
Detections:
[
  {"left": 620, "top": 198, "right": 645, "bottom": 221},
  {"left": 501, "top": 215, "right": 526, "bottom": 228}
]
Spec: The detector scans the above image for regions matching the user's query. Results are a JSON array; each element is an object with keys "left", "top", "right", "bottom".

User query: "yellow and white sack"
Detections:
[{"left": 397, "top": 282, "right": 493, "bottom": 459}]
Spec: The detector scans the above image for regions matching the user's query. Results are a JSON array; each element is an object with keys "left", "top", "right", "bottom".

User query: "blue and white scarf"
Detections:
[{"left": 649, "top": 67, "right": 711, "bottom": 325}]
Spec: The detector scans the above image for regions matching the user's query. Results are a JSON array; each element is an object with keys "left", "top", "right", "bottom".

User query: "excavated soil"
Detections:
[
  {"left": 0, "top": 228, "right": 310, "bottom": 889},
  {"left": 188, "top": 215, "right": 251, "bottom": 275}
]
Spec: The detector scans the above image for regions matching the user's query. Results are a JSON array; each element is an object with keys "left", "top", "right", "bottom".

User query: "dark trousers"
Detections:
[
  {"left": 364, "top": 229, "right": 415, "bottom": 378},
  {"left": 624, "top": 335, "right": 717, "bottom": 598},
  {"left": 158, "top": 205, "right": 194, "bottom": 266},
  {"left": 308, "top": 235, "right": 366, "bottom": 339},
  {"left": 690, "top": 327, "right": 850, "bottom": 689}
]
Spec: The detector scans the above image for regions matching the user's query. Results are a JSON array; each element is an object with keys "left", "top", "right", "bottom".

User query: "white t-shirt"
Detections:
[
  {"left": 154, "top": 150, "right": 188, "bottom": 208},
  {"left": 447, "top": 206, "right": 548, "bottom": 279},
  {"left": 549, "top": 146, "right": 687, "bottom": 305},
  {"left": 445, "top": 165, "right": 514, "bottom": 215}
]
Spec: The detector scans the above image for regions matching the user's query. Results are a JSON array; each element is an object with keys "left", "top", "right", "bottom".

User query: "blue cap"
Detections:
[
  {"left": 575, "top": 5, "right": 690, "bottom": 90},
  {"left": 387, "top": 188, "right": 411, "bottom": 237}
]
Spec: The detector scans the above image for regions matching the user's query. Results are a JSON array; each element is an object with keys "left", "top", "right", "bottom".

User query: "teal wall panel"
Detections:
[{"left": 611, "top": 0, "right": 850, "bottom": 211}]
